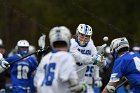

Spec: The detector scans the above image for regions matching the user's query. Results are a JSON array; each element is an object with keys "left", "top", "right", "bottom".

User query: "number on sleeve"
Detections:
[{"left": 133, "top": 57, "right": 140, "bottom": 72}]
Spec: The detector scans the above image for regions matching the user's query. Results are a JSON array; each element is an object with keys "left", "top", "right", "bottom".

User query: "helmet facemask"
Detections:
[
  {"left": 77, "top": 32, "right": 91, "bottom": 45},
  {"left": 17, "top": 47, "right": 29, "bottom": 56}
]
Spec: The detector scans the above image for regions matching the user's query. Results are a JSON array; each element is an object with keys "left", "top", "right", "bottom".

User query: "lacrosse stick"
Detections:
[
  {"left": 38, "top": 33, "right": 46, "bottom": 49},
  {"left": 115, "top": 76, "right": 128, "bottom": 90},
  {"left": 9, "top": 34, "right": 48, "bottom": 64},
  {"left": 76, "top": 65, "right": 87, "bottom": 73}
]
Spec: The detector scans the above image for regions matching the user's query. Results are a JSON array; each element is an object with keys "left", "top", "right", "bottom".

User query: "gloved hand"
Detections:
[
  {"left": 94, "top": 78, "right": 103, "bottom": 87},
  {"left": 96, "top": 56, "right": 106, "bottom": 68},
  {"left": 95, "top": 44, "right": 107, "bottom": 68},
  {"left": 0, "top": 60, "right": 10, "bottom": 69},
  {"left": 69, "top": 83, "right": 88, "bottom": 93},
  {"left": 91, "top": 54, "right": 102, "bottom": 65}
]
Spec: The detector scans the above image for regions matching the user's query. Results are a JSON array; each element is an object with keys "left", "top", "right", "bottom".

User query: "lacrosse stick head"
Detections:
[{"left": 38, "top": 33, "right": 46, "bottom": 49}]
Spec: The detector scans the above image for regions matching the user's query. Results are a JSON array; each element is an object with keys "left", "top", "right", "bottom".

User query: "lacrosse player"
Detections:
[
  {"left": 5, "top": 40, "right": 38, "bottom": 93},
  {"left": 34, "top": 26, "right": 87, "bottom": 93},
  {"left": 102, "top": 37, "right": 140, "bottom": 93},
  {"left": 70, "top": 24, "right": 104, "bottom": 93}
]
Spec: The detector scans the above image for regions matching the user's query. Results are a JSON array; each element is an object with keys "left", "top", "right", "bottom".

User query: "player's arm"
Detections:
[
  {"left": 34, "top": 57, "right": 45, "bottom": 87},
  {"left": 102, "top": 74, "right": 120, "bottom": 93},
  {"left": 69, "top": 80, "right": 88, "bottom": 93},
  {"left": 69, "top": 72, "right": 88, "bottom": 93},
  {"left": 68, "top": 68, "right": 88, "bottom": 93},
  {"left": 60, "top": 54, "right": 88, "bottom": 93},
  {"left": 102, "top": 76, "right": 127, "bottom": 93},
  {"left": 70, "top": 45, "right": 102, "bottom": 65},
  {"left": 102, "top": 81, "right": 117, "bottom": 93}
]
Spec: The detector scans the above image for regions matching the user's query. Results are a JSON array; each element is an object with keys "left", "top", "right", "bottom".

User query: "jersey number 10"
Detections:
[{"left": 17, "top": 65, "right": 29, "bottom": 79}]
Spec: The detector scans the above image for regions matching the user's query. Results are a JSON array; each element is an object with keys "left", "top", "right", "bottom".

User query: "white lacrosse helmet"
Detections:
[
  {"left": 76, "top": 24, "right": 92, "bottom": 45},
  {"left": 76, "top": 24, "right": 92, "bottom": 35},
  {"left": 49, "top": 26, "right": 71, "bottom": 49},
  {"left": 17, "top": 40, "right": 29, "bottom": 47},
  {"left": 110, "top": 37, "right": 129, "bottom": 54},
  {"left": 17, "top": 40, "right": 29, "bottom": 56}
]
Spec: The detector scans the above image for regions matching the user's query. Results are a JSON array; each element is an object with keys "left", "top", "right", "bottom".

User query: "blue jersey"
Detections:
[
  {"left": 6, "top": 54, "right": 38, "bottom": 93},
  {"left": 111, "top": 52, "right": 140, "bottom": 92}
]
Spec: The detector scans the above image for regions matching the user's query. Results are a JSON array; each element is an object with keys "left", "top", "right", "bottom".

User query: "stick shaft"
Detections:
[{"left": 10, "top": 46, "right": 49, "bottom": 64}]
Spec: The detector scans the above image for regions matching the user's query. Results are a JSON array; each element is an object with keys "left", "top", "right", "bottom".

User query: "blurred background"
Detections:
[{"left": 0, "top": 0, "right": 140, "bottom": 51}]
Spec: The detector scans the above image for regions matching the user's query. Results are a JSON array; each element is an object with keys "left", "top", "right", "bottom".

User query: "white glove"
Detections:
[
  {"left": 0, "top": 60, "right": 10, "bottom": 69},
  {"left": 91, "top": 54, "right": 102, "bottom": 65},
  {"left": 94, "top": 78, "right": 103, "bottom": 87},
  {"left": 0, "top": 60, "right": 10, "bottom": 73},
  {"left": 69, "top": 83, "right": 88, "bottom": 93},
  {"left": 96, "top": 56, "right": 106, "bottom": 68}
]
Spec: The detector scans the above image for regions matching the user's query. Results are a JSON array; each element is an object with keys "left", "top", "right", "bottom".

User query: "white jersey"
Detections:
[
  {"left": 34, "top": 50, "right": 78, "bottom": 93},
  {"left": 70, "top": 38, "right": 100, "bottom": 85}
]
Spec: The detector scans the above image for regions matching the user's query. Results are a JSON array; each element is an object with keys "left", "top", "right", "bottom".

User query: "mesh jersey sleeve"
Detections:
[{"left": 59, "top": 54, "right": 78, "bottom": 82}]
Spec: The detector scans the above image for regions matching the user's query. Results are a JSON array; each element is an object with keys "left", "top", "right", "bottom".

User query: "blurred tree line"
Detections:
[{"left": 0, "top": 0, "right": 140, "bottom": 52}]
